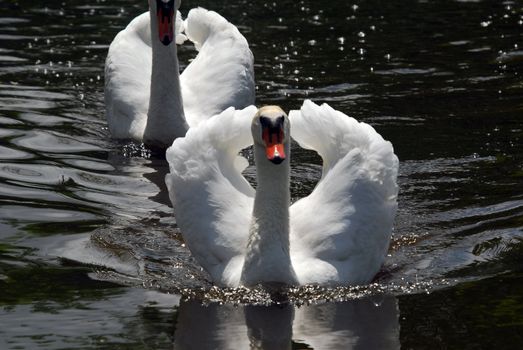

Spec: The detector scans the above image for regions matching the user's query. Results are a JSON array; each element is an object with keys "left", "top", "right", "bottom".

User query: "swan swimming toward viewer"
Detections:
[
  {"left": 165, "top": 100, "right": 399, "bottom": 287},
  {"left": 104, "top": 0, "right": 255, "bottom": 149}
]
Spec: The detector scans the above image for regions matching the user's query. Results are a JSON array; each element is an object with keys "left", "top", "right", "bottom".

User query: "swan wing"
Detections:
[
  {"left": 288, "top": 100, "right": 399, "bottom": 285},
  {"left": 181, "top": 8, "right": 255, "bottom": 127},
  {"left": 104, "top": 11, "right": 186, "bottom": 141},
  {"left": 165, "top": 106, "right": 257, "bottom": 286},
  {"left": 104, "top": 12, "right": 151, "bottom": 140}
]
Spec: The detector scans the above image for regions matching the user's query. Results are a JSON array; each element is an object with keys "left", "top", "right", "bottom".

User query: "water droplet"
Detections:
[{"left": 385, "top": 53, "right": 391, "bottom": 60}]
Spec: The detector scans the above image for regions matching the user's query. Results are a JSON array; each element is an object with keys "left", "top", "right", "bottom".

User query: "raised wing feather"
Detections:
[
  {"left": 165, "top": 106, "right": 257, "bottom": 286},
  {"left": 104, "top": 12, "right": 151, "bottom": 140},
  {"left": 289, "top": 100, "right": 399, "bottom": 285},
  {"left": 180, "top": 8, "right": 255, "bottom": 127}
]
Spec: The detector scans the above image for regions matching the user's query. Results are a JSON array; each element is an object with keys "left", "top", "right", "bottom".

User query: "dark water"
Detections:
[{"left": 1, "top": 0, "right": 522, "bottom": 348}]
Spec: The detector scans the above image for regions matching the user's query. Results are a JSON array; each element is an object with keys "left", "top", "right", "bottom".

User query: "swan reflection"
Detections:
[{"left": 173, "top": 294, "right": 399, "bottom": 350}]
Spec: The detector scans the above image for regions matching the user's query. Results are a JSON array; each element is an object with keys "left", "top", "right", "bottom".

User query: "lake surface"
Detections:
[{"left": 1, "top": 0, "right": 522, "bottom": 348}]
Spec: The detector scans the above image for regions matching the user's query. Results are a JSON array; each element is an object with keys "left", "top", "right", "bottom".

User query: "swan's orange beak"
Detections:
[
  {"left": 156, "top": 0, "right": 175, "bottom": 46},
  {"left": 262, "top": 126, "right": 286, "bottom": 164}
]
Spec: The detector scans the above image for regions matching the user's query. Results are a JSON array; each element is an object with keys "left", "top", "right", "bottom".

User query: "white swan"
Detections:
[
  {"left": 165, "top": 100, "right": 399, "bottom": 287},
  {"left": 104, "top": 0, "right": 255, "bottom": 149}
]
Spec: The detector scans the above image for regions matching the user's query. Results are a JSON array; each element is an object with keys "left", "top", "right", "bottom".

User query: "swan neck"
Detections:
[
  {"left": 240, "top": 142, "right": 297, "bottom": 286},
  {"left": 254, "top": 156, "right": 290, "bottom": 214},
  {"left": 144, "top": 7, "right": 187, "bottom": 149}
]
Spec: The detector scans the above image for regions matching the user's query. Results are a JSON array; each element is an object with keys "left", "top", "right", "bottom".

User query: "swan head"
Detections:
[
  {"left": 252, "top": 106, "right": 290, "bottom": 165},
  {"left": 150, "top": 0, "right": 181, "bottom": 45}
]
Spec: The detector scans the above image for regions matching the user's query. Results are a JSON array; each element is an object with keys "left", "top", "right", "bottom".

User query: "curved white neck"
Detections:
[
  {"left": 240, "top": 142, "right": 298, "bottom": 286},
  {"left": 143, "top": 6, "right": 188, "bottom": 149}
]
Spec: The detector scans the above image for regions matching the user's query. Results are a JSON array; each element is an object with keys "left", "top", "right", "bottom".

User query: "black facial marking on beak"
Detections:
[
  {"left": 260, "top": 115, "right": 284, "bottom": 139},
  {"left": 156, "top": 0, "right": 175, "bottom": 46},
  {"left": 260, "top": 115, "right": 286, "bottom": 164}
]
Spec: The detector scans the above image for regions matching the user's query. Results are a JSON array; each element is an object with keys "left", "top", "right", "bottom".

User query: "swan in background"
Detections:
[
  {"left": 104, "top": 0, "right": 255, "bottom": 149},
  {"left": 165, "top": 100, "right": 399, "bottom": 287}
]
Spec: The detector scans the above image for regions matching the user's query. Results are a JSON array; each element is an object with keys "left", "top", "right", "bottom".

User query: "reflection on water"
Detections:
[
  {"left": 1, "top": 0, "right": 523, "bottom": 348},
  {"left": 175, "top": 295, "right": 399, "bottom": 349}
]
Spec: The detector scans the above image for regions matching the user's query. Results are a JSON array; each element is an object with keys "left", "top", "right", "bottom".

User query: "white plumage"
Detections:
[
  {"left": 166, "top": 100, "right": 399, "bottom": 287},
  {"left": 104, "top": 1, "right": 254, "bottom": 148}
]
